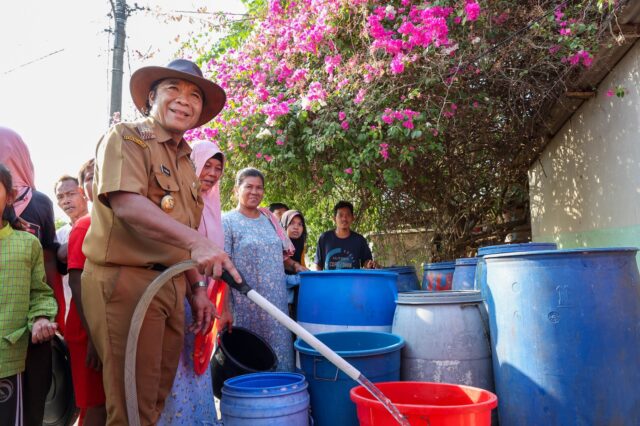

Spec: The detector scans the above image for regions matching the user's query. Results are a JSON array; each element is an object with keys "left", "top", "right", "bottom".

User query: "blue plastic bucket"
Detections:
[
  {"left": 383, "top": 266, "right": 420, "bottom": 292},
  {"left": 221, "top": 372, "right": 310, "bottom": 426},
  {"left": 295, "top": 331, "right": 404, "bottom": 426},
  {"left": 422, "top": 261, "right": 456, "bottom": 291},
  {"left": 476, "top": 242, "right": 557, "bottom": 294},
  {"left": 485, "top": 247, "right": 640, "bottom": 425},
  {"left": 297, "top": 270, "right": 398, "bottom": 334},
  {"left": 451, "top": 257, "right": 478, "bottom": 290}
]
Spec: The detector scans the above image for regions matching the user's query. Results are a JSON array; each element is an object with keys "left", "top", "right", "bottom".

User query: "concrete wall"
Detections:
[{"left": 529, "top": 41, "right": 640, "bottom": 262}]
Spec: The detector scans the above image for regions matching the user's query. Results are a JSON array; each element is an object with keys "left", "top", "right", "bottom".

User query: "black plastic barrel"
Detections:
[{"left": 211, "top": 327, "right": 278, "bottom": 399}]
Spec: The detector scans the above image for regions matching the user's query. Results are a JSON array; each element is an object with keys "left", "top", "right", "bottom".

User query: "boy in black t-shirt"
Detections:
[{"left": 314, "top": 201, "right": 376, "bottom": 270}]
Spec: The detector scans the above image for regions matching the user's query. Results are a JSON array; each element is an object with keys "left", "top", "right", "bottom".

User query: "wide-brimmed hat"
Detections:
[{"left": 130, "top": 59, "right": 226, "bottom": 128}]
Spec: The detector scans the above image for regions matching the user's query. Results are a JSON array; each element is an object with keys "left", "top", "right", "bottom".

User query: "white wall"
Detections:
[{"left": 529, "top": 41, "right": 640, "bottom": 255}]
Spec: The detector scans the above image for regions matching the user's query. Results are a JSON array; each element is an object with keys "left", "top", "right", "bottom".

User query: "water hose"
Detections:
[{"left": 125, "top": 260, "right": 408, "bottom": 426}]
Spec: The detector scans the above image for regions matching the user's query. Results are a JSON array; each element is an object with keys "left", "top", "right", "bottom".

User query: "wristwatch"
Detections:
[{"left": 191, "top": 281, "right": 208, "bottom": 292}]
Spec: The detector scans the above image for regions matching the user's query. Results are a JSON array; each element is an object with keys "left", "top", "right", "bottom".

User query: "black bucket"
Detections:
[
  {"left": 211, "top": 327, "right": 278, "bottom": 398},
  {"left": 43, "top": 335, "right": 79, "bottom": 426}
]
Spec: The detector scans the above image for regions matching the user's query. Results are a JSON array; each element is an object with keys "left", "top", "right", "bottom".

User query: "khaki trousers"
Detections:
[{"left": 82, "top": 261, "right": 185, "bottom": 426}]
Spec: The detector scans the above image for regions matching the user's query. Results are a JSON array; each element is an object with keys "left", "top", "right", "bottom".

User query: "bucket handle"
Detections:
[
  {"left": 313, "top": 356, "right": 339, "bottom": 381},
  {"left": 461, "top": 303, "right": 492, "bottom": 354}
]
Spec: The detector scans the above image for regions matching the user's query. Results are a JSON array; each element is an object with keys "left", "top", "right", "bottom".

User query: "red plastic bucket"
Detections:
[{"left": 350, "top": 381, "right": 497, "bottom": 426}]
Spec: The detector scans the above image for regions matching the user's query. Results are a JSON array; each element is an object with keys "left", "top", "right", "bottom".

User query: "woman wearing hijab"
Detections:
[
  {"left": 280, "top": 210, "right": 310, "bottom": 320},
  {"left": 159, "top": 140, "right": 231, "bottom": 425},
  {"left": 0, "top": 126, "right": 65, "bottom": 426}
]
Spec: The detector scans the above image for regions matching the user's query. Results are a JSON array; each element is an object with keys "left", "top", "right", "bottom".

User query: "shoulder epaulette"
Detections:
[{"left": 123, "top": 135, "right": 148, "bottom": 149}]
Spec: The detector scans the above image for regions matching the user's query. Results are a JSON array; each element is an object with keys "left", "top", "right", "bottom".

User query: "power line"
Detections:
[{"left": 2, "top": 49, "right": 65, "bottom": 75}]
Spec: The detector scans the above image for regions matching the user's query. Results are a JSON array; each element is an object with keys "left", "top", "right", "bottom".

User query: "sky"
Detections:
[{"left": 0, "top": 0, "right": 244, "bottom": 220}]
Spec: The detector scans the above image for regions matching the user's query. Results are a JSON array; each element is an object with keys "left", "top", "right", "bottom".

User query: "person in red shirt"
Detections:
[{"left": 65, "top": 159, "right": 106, "bottom": 425}]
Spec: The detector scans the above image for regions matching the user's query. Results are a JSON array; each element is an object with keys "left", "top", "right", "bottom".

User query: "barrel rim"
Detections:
[
  {"left": 222, "top": 372, "right": 308, "bottom": 397},
  {"left": 454, "top": 257, "right": 478, "bottom": 266},
  {"left": 422, "top": 261, "right": 456, "bottom": 270},
  {"left": 484, "top": 246, "right": 638, "bottom": 260},
  {"left": 477, "top": 242, "right": 557, "bottom": 256},
  {"left": 299, "top": 270, "right": 398, "bottom": 277},
  {"left": 350, "top": 381, "right": 498, "bottom": 413},
  {"left": 396, "top": 290, "right": 482, "bottom": 304},
  {"left": 294, "top": 331, "right": 405, "bottom": 357}
]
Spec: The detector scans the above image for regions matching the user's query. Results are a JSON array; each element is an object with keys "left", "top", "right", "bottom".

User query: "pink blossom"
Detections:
[
  {"left": 354, "top": 89, "right": 366, "bottom": 105},
  {"left": 465, "top": 1, "right": 481, "bottom": 22},
  {"left": 390, "top": 54, "right": 405, "bottom": 74},
  {"left": 256, "top": 152, "right": 263, "bottom": 158},
  {"left": 344, "top": 167, "right": 353, "bottom": 174},
  {"left": 549, "top": 45, "right": 561, "bottom": 55},
  {"left": 338, "top": 111, "right": 346, "bottom": 121},
  {"left": 276, "top": 138, "right": 285, "bottom": 145},
  {"left": 472, "top": 101, "right": 480, "bottom": 108},
  {"left": 454, "top": 16, "right": 462, "bottom": 24},
  {"left": 337, "top": 78, "right": 350, "bottom": 89},
  {"left": 606, "top": 89, "right": 615, "bottom": 97},
  {"left": 559, "top": 28, "right": 571, "bottom": 36},
  {"left": 264, "top": 154, "right": 273, "bottom": 162},
  {"left": 341, "top": 120, "right": 350, "bottom": 130},
  {"left": 379, "top": 143, "right": 390, "bottom": 160},
  {"left": 403, "top": 120, "right": 414, "bottom": 129}
]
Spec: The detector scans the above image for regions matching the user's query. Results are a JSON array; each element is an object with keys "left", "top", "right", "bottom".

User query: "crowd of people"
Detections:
[{"left": 0, "top": 58, "right": 377, "bottom": 426}]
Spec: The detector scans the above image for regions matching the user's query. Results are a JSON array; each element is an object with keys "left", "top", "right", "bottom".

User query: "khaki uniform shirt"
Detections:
[{"left": 83, "top": 117, "right": 203, "bottom": 267}]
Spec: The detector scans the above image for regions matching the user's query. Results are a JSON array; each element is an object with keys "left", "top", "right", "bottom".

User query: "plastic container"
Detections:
[
  {"left": 211, "top": 327, "right": 277, "bottom": 399},
  {"left": 295, "top": 331, "right": 404, "bottom": 426},
  {"left": 392, "top": 291, "right": 493, "bottom": 390},
  {"left": 297, "top": 270, "right": 398, "bottom": 334},
  {"left": 383, "top": 266, "right": 420, "bottom": 292},
  {"left": 451, "top": 257, "right": 478, "bottom": 290},
  {"left": 485, "top": 247, "right": 640, "bottom": 425},
  {"left": 475, "top": 242, "right": 557, "bottom": 293},
  {"left": 350, "top": 381, "right": 497, "bottom": 426},
  {"left": 221, "top": 372, "right": 310, "bottom": 426},
  {"left": 422, "top": 261, "right": 456, "bottom": 291}
]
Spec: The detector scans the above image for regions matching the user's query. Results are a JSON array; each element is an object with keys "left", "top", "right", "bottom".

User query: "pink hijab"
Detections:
[
  {"left": 190, "top": 140, "right": 225, "bottom": 248},
  {"left": 0, "top": 127, "right": 35, "bottom": 216}
]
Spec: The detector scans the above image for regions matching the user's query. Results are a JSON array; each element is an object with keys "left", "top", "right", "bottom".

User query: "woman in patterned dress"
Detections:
[
  {"left": 159, "top": 141, "right": 231, "bottom": 425},
  {"left": 222, "top": 168, "right": 296, "bottom": 372}
]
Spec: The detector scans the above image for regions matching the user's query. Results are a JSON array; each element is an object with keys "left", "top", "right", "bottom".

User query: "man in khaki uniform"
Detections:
[{"left": 82, "top": 59, "right": 241, "bottom": 425}]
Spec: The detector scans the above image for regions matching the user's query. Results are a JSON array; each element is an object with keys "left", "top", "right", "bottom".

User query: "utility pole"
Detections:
[{"left": 109, "top": 0, "right": 127, "bottom": 123}]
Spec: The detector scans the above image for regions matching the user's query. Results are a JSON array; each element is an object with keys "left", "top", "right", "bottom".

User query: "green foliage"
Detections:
[{"left": 189, "top": 0, "right": 623, "bottom": 262}]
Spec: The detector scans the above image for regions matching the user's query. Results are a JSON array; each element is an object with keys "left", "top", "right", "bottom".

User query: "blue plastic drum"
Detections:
[
  {"left": 295, "top": 331, "right": 404, "bottom": 426},
  {"left": 383, "top": 266, "right": 420, "bottom": 292},
  {"left": 476, "top": 242, "right": 557, "bottom": 294},
  {"left": 485, "top": 247, "right": 640, "bottom": 425},
  {"left": 451, "top": 257, "right": 478, "bottom": 290},
  {"left": 221, "top": 372, "right": 310, "bottom": 426},
  {"left": 422, "top": 261, "right": 456, "bottom": 291},
  {"left": 297, "top": 270, "right": 398, "bottom": 334}
]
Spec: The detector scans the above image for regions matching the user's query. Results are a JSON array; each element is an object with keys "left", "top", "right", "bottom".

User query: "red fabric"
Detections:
[
  {"left": 193, "top": 279, "right": 228, "bottom": 375},
  {"left": 52, "top": 272, "right": 65, "bottom": 335},
  {"left": 67, "top": 215, "right": 90, "bottom": 270},
  {"left": 66, "top": 299, "right": 105, "bottom": 408},
  {"left": 65, "top": 215, "right": 105, "bottom": 408}
]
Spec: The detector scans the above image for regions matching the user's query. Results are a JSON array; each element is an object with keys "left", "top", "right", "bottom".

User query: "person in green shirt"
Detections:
[{"left": 0, "top": 163, "right": 58, "bottom": 425}]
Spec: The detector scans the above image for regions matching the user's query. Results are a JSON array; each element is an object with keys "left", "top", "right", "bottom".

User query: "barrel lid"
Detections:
[
  {"left": 455, "top": 257, "right": 478, "bottom": 266},
  {"left": 222, "top": 372, "right": 307, "bottom": 397},
  {"left": 299, "top": 270, "right": 397, "bottom": 278},
  {"left": 396, "top": 290, "right": 482, "bottom": 305},
  {"left": 485, "top": 246, "right": 639, "bottom": 261},
  {"left": 383, "top": 266, "right": 416, "bottom": 273},
  {"left": 423, "top": 261, "right": 456, "bottom": 270},
  {"left": 477, "top": 242, "right": 557, "bottom": 257},
  {"left": 294, "top": 331, "right": 404, "bottom": 357}
]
